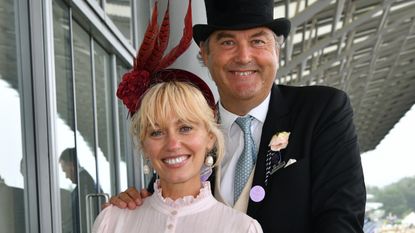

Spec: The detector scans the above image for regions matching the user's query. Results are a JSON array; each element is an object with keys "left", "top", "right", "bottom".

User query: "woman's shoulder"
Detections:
[
  {"left": 93, "top": 205, "right": 134, "bottom": 227},
  {"left": 92, "top": 203, "right": 156, "bottom": 233}
]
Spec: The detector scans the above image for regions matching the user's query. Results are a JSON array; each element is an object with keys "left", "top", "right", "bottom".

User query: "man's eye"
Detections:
[
  {"left": 252, "top": 39, "right": 266, "bottom": 45},
  {"left": 221, "top": 40, "right": 235, "bottom": 46}
]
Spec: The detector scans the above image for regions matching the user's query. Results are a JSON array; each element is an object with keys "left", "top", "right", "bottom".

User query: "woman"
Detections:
[
  {"left": 92, "top": 70, "right": 262, "bottom": 233},
  {"left": 93, "top": 1, "right": 262, "bottom": 232}
]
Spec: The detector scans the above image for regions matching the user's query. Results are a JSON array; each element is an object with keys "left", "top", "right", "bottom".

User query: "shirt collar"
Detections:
[{"left": 219, "top": 93, "right": 271, "bottom": 133}]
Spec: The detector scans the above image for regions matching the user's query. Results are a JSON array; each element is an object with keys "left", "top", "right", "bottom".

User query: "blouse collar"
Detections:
[{"left": 153, "top": 180, "right": 213, "bottom": 208}]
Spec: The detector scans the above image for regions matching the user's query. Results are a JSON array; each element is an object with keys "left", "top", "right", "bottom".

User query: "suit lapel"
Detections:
[{"left": 247, "top": 85, "right": 292, "bottom": 217}]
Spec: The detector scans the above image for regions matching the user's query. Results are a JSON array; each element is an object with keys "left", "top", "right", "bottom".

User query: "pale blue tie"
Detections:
[{"left": 234, "top": 116, "right": 256, "bottom": 201}]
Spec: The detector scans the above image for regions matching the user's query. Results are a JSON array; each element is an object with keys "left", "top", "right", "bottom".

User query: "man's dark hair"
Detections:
[{"left": 59, "top": 148, "right": 77, "bottom": 167}]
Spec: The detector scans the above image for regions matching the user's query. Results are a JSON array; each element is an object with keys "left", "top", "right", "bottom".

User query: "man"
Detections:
[
  {"left": 110, "top": 0, "right": 366, "bottom": 232},
  {"left": 59, "top": 148, "right": 99, "bottom": 233}
]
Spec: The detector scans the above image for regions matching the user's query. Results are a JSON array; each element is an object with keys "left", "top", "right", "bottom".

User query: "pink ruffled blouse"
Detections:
[{"left": 92, "top": 181, "right": 262, "bottom": 233}]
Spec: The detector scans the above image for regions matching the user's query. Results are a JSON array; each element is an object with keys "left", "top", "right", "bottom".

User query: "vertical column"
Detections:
[{"left": 159, "top": 0, "right": 219, "bottom": 101}]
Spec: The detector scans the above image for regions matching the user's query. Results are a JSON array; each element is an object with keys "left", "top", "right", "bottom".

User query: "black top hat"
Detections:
[{"left": 193, "top": 0, "right": 291, "bottom": 46}]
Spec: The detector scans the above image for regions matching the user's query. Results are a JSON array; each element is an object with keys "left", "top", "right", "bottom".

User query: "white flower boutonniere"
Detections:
[{"left": 269, "top": 131, "right": 290, "bottom": 152}]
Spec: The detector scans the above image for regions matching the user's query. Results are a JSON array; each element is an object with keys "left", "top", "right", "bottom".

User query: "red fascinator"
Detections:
[{"left": 116, "top": 0, "right": 215, "bottom": 116}]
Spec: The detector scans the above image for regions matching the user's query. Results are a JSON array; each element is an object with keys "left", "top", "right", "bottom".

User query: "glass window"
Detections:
[
  {"left": 0, "top": 1, "right": 27, "bottom": 232},
  {"left": 53, "top": 1, "right": 137, "bottom": 232},
  {"left": 53, "top": 1, "right": 78, "bottom": 233},
  {"left": 73, "top": 20, "right": 101, "bottom": 233},
  {"left": 94, "top": 41, "right": 114, "bottom": 195},
  {"left": 116, "top": 59, "right": 129, "bottom": 191},
  {"left": 106, "top": 0, "right": 132, "bottom": 42}
]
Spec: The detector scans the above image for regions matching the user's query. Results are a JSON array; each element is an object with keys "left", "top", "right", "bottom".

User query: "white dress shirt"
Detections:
[{"left": 218, "top": 93, "right": 271, "bottom": 207}]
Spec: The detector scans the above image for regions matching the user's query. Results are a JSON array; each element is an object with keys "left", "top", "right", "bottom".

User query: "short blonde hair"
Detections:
[{"left": 130, "top": 81, "right": 224, "bottom": 166}]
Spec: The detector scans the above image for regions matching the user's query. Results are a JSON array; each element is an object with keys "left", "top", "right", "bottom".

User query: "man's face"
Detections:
[
  {"left": 200, "top": 27, "right": 279, "bottom": 115},
  {"left": 60, "top": 161, "right": 76, "bottom": 184}
]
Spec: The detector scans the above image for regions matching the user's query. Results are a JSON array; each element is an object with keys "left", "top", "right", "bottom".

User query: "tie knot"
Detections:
[{"left": 235, "top": 116, "right": 253, "bottom": 133}]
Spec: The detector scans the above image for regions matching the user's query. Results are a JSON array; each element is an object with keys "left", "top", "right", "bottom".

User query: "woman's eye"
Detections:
[
  {"left": 149, "top": 130, "right": 163, "bottom": 137},
  {"left": 179, "top": 125, "right": 193, "bottom": 133}
]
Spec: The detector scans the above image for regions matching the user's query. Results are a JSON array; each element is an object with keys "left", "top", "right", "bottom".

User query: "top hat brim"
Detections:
[{"left": 193, "top": 18, "right": 291, "bottom": 46}]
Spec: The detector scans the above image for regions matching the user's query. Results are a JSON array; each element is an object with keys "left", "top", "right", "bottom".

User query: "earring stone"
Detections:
[
  {"left": 143, "top": 164, "right": 150, "bottom": 175},
  {"left": 204, "top": 155, "right": 214, "bottom": 167}
]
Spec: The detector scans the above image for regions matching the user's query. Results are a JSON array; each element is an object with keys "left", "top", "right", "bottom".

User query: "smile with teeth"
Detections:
[
  {"left": 163, "top": 155, "right": 189, "bottom": 165},
  {"left": 233, "top": 71, "right": 255, "bottom": 76}
]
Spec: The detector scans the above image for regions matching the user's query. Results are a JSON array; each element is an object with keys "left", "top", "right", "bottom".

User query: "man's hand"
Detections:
[{"left": 103, "top": 187, "right": 151, "bottom": 210}]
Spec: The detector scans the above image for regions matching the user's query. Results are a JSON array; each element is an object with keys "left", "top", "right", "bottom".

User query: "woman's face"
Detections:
[{"left": 142, "top": 114, "right": 215, "bottom": 188}]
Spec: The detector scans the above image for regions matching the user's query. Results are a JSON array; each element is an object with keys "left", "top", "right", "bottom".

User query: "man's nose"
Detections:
[{"left": 234, "top": 43, "right": 252, "bottom": 64}]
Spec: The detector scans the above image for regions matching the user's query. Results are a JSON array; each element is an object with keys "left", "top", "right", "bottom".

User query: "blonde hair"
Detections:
[{"left": 130, "top": 81, "right": 224, "bottom": 166}]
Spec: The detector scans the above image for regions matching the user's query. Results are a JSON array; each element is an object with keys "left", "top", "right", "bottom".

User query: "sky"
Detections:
[{"left": 361, "top": 104, "right": 415, "bottom": 188}]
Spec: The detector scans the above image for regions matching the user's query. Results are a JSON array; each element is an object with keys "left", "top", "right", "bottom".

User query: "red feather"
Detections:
[
  {"left": 156, "top": 0, "right": 192, "bottom": 70},
  {"left": 135, "top": 1, "right": 160, "bottom": 70},
  {"left": 116, "top": 70, "right": 150, "bottom": 115},
  {"left": 117, "top": 0, "right": 195, "bottom": 116},
  {"left": 145, "top": 0, "right": 171, "bottom": 72}
]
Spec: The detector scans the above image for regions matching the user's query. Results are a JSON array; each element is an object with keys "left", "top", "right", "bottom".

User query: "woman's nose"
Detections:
[{"left": 166, "top": 133, "right": 181, "bottom": 151}]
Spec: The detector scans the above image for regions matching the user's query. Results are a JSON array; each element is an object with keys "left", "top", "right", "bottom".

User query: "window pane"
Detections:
[
  {"left": 106, "top": 0, "right": 132, "bottom": 42},
  {"left": 53, "top": 1, "right": 78, "bottom": 232},
  {"left": 116, "top": 59, "right": 129, "bottom": 191},
  {"left": 94, "top": 41, "right": 114, "bottom": 195},
  {"left": 0, "top": 1, "right": 26, "bottom": 232},
  {"left": 73, "top": 21, "right": 100, "bottom": 233}
]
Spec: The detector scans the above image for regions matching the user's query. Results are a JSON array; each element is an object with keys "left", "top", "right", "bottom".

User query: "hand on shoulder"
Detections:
[{"left": 104, "top": 187, "right": 152, "bottom": 210}]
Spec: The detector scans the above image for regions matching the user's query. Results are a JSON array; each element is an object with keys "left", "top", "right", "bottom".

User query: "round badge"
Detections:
[{"left": 250, "top": 185, "right": 265, "bottom": 202}]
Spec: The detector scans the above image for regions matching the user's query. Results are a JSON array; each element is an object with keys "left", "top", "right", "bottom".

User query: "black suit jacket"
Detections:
[{"left": 213, "top": 84, "right": 366, "bottom": 233}]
